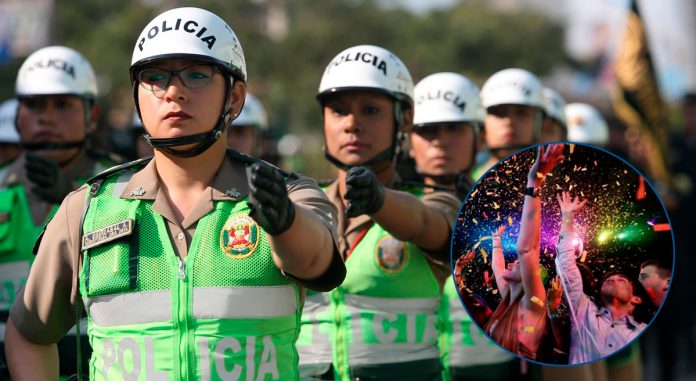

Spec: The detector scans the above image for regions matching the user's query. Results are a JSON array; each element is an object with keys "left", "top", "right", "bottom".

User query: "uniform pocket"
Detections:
[{"left": 81, "top": 197, "right": 139, "bottom": 296}]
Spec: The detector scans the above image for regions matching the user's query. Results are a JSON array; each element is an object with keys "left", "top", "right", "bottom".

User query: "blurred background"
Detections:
[{"left": 1, "top": 0, "right": 694, "bottom": 379}]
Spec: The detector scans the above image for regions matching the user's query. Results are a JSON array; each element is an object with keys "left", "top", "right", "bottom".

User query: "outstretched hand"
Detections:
[
  {"left": 25, "top": 153, "right": 74, "bottom": 204},
  {"left": 247, "top": 161, "right": 295, "bottom": 236},
  {"left": 344, "top": 166, "right": 385, "bottom": 218},
  {"left": 528, "top": 144, "right": 565, "bottom": 184},
  {"left": 556, "top": 191, "right": 587, "bottom": 216}
]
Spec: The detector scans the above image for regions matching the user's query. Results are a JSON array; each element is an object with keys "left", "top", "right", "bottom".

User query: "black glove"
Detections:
[
  {"left": 246, "top": 162, "right": 295, "bottom": 236},
  {"left": 344, "top": 166, "right": 385, "bottom": 218},
  {"left": 25, "top": 153, "right": 74, "bottom": 204}
]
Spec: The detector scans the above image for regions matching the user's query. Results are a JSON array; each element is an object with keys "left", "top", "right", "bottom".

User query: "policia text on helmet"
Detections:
[
  {"left": 317, "top": 45, "right": 414, "bottom": 171},
  {"left": 129, "top": 9, "right": 248, "bottom": 158}
]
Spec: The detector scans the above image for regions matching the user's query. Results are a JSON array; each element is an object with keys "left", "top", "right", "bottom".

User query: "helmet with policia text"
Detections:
[
  {"left": 480, "top": 68, "right": 545, "bottom": 151},
  {"left": 130, "top": 7, "right": 247, "bottom": 158},
  {"left": 414, "top": 72, "right": 483, "bottom": 126},
  {"left": 16, "top": 46, "right": 98, "bottom": 100},
  {"left": 15, "top": 46, "right": 98, "bottom": 151},
  {"left": 231, "top": 93, "right": 268, "bottom": 130},
  {"left": 480, "top": 68, "right": 544, "bottom": 109},
  {"left": 542, "top": 87, "right": 567, "bottom": 128},
  {"left": 566, "top": 103, "right": 609, "bottom": 146},
  {"left": 317, "top": 44, "right": 414, "bottom": 169},
  {"left": 0, "top": 99, "right": 20, "bottom": 144},
  {"left": 413, "top": 72, "right": 482, "bottom": 175}
]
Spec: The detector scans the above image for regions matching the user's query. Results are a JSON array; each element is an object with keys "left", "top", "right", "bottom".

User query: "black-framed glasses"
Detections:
[{"left": 138, "top": 64, "right": 218, "bottom": 97}]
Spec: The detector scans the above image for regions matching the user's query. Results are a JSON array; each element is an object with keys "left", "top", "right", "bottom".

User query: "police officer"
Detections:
[
  {"left": 297, "top": 45, "right": 460, "bottom": 381},
  {"left": 472, "top": 68, "right": 546, "bottom": 180},
  {"left": 0, "top": 45, "right": 121, "bottom": 379},
  {"left": 227, "top": 92, "right": 269, "bottom": 156},
  {"left": 540, "top": 87, "right": 568, "bottom": 143},
  {"left": 409, "top": 72, "right": 520, "bottom": 380},
  {"left": 6, "top": 7, "right": 344, "bottom": 380},
  {"left": 0, "top": 99, "right": 21, "bottom": 182}
]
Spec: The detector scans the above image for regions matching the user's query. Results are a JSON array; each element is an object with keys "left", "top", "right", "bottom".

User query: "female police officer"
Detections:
[
  {"left": 409, "top": 72, "right": 520, "bottom": 380},
  {"left": 297, "top": 45, "right": 460, "bottom": 381},
  {"left": 7, "top": 7, "right": 344, "bottom": 380}
]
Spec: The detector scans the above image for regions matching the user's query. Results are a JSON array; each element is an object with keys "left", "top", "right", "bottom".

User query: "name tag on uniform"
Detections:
[{"left": 82, "top": 220, "right": 134, "bottom": 250}]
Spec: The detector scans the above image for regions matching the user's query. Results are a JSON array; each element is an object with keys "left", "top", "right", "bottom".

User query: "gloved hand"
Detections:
[
  {"left": 246, "top": 161, "right": 295, "bottom": 236},
  {"left": 25, "top": 153, "right": 75, "bottom": 204},
  {"left": 344, "top": 166, "right": 385, "bottom": 218}
]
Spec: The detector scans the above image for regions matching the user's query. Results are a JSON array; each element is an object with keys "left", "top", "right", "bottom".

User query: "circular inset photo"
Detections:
[{"left": 451, "top": 143, "right": 674, "bottom": 366}]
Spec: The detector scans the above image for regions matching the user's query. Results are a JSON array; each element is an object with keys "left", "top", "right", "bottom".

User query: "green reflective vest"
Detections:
[
  {"left": 298, "top": 188, "right": 442, "bottom": 381},
  {"left": 0, "top": 184, "right": 58, "bottom": 311},
  {"left": 79, "top": 173, "right": 302, "bottom": 381}
]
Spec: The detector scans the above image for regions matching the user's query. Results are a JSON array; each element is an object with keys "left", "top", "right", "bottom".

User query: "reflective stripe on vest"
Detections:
[
  {"left": 343, "top": 294, "right": 440, "bottom": 365},
  {"left": 298, "top": 292, "right": 333, "bottom": 366}
]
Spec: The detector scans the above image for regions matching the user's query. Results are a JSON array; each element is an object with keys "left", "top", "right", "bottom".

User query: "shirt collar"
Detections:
[{"left": 118, "top": 155, "right": 250, "bottom": 201}]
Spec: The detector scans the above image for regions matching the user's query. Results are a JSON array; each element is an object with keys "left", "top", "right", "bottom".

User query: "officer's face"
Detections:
[
  {"left": 226, "top": 125, "right": 257, "bottom": 156},
  {"left": 16, "top": 95, "right": 89, "bottom": 163},
  {"left": 323, "top": 91, "right": 395, "bottom": 167},
  {"left": 137, "top": 58, "right": 228, "bottom": 146},
  {"left": 409, "top": 122, "right": 476, "bottom": 179},
  {"left": 484, "top": 104, "right": 537, "bottom": 158}
]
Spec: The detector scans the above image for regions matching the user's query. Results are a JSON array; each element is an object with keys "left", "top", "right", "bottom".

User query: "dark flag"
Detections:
[{"left": 612, "top": 0, "right": 672, "bottom": 187}]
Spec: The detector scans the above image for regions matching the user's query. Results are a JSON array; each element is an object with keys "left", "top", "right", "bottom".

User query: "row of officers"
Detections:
[{"left": 0, "top": 6, "right": 628, "bottom": 381}]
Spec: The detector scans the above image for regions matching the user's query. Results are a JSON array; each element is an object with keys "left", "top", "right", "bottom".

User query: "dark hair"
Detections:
[{"left": 640, "top": 259, "right": 672, "bottom": 279}]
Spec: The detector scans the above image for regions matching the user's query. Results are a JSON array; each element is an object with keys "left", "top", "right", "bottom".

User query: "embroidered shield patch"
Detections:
[
  {"left": 374, "top": 236, "right": 407, "bottom": 273},
  {"left": 220, "top": 214, "right": 260, "bottom": 259}
]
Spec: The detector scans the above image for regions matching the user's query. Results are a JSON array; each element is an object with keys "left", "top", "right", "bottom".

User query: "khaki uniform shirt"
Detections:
[
  {"left": 324, "top": 177, "right": 460, "bottom": 282},
  {"left": 11, "top": 155, "right": 338, "bottom": 344}
]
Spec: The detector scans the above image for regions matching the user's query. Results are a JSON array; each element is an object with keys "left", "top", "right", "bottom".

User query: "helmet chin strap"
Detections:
[
  {"left": 142, "top": 79, "right": 232, "bottom": 158},
  {"left": 21, "top": 140, "right": 85, "bottom": 151}
]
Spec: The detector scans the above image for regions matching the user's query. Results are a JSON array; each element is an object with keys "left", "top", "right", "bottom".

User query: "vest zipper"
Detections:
[
  {"left": 178, "top": 259, "right": 186, "bottom": 280},
  {"left": 177, "top": 258, "right": 191, "bottom": 380}
]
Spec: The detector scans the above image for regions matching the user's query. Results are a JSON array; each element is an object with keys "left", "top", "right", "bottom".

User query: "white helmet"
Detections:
[
  {"left": 130, "top": 7, "right": 246, "bottom": 83},
  {"left": 480, "top": 68, "right": 544, "bottom": 109},
  {"left": 413, "top": 72, "right": 483, "bottom": 126},
  {"left": 15, "top": 46, "right": 98, "bottom": 99},
  {"left": 566, "top": 103, "right": 609, "bottom": 146},
  {"left": 231, "top": 93, "right": 268, "bottom": 130},
  {"left": 542, "top": 87, "right": 567, "bottom": 126},
  {"left": 0, "top": 99, "right": 20, "bottom": 144},
  {"left": 317, "top": 44, "right": 413, "bottom": 107}
]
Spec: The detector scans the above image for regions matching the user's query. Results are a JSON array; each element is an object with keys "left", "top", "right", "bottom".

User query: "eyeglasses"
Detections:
[{"left": 138, "top": 64, "right": 218, "bottom": 97}]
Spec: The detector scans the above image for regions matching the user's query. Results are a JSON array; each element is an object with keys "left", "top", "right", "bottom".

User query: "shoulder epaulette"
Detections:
[{"left": 86, "top": 156, "right": 152, "bottom": 184}]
